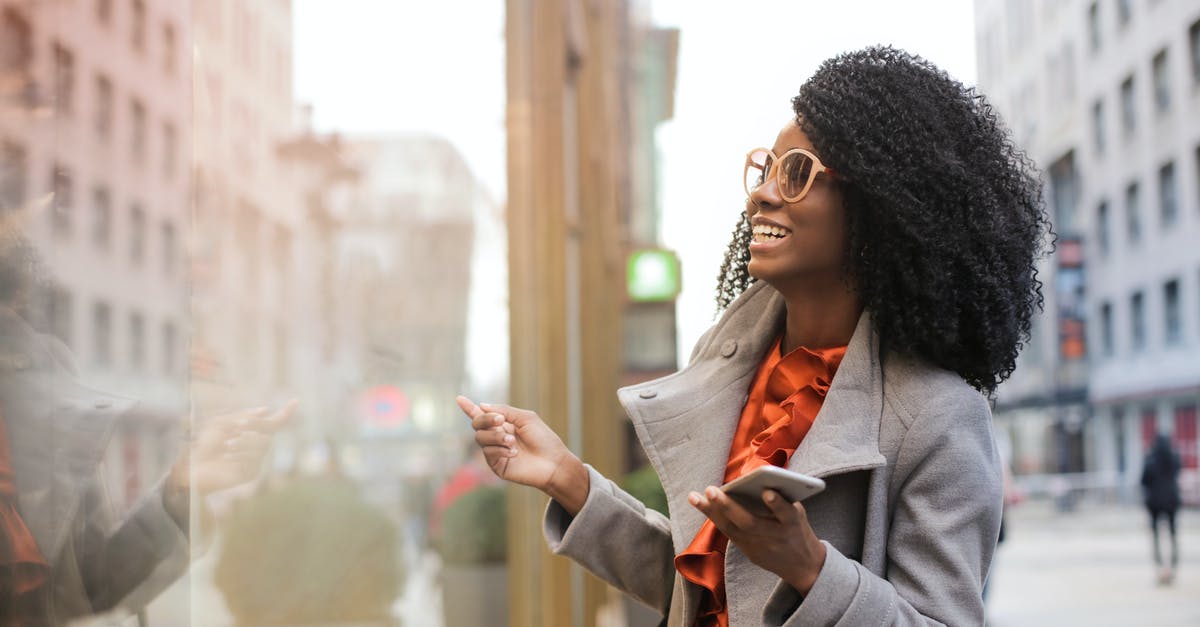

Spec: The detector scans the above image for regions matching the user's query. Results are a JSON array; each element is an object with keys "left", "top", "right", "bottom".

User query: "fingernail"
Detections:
[
  {"left": 508, "top": 447, "right": 518, "bottom": 456},
  {"left": 503, "top": 434, "right": 514, "bottom": 444},
  {"left": 764, "top": 491, "right": 776, "bottom": 502},
  {"left": 493, "top": 415, "right": 503, "bottom": 424},
  {"left": 688, "top": 492, "right": 700, "bottom": 505},
  {"left": 705, "top": 487, "right": 719, "bottom": 499}
]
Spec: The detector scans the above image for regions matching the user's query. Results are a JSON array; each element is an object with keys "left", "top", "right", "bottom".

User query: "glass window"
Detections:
[
  {"left": 1096, "top": 200, "right": 1110, "bottom": 255},
  {"left": 95, "top": 73, "right": 113, "bottom": 138},
  {"left": 1100, "top": 301, "right": 1114, "bottom": 356},
  {"left": 1164, "top": 279, "right": 1181, "bottom": 345},
  {"left": 1131, "top": 290, "right": 1145, "bottom": 351},
  {"left": 51, "top": 164, "right": 72, "bottom": 236},
  {"left": 1, "top": 8, "right": 33, "bottom": 84},
  {"left": 95, "top": 0, "right": 111, "bottom": 24},
  {"left": 1088, "top": 2, "right": 1101, "bottom": 52},
  {"left": 1125, "top": 181, "right": 1141, "bottom": 245},
  {"left": 1152, "top": 48, "right": 1170, "bottom": 113},
  {"left": 1158, "top": 161, "right": 1177, "bottom": 228},
  {"left": 1091, "top": 98, "right": 1105, "bottom": 154},
  {"left": 93, "top": 301, "right": 113, "bottom": 367},
  {"left": 163, "top": 21, "right": 176, "bottom": 74},
  {"left": 162, "top": 220, "right": 176, "bottom": 276},
  {"left": 45, "top": 285, "right": 73, "bottom": 348},
  {"left": 0, "top": 140, "right": 26, "bottom": 210},
  {"left": 130, "top": 203, "right": 146, "bottom": 264},
  {"left": 161, "top": 320, "right": 176, "bottom": 375},
  {"left": 1119, "top": 74, "right": 1135, "bottom": 135},
  {"left": 92, "top": 185, "right": 112, "bottom": 249},
  {"left": 131, "top": 0, "right": 146, "bottom": 52},
  {"left": 163, "top": 121, "right": 176, "bottom": 178},
  {"left": 53, "top": 42, "right": 75, "bottom": 115},
  {"left": 129, "top": 311, "right": 145, "bottom": 371},
  {"left": 1190, "top": 19, "right": 1200, "bottom": 85},
  {"left": 1116, "top": 0, "right": 1132, "bottom": 27},
  {"left": 131, "top": 97, "right": 147, "bottom": 163}
]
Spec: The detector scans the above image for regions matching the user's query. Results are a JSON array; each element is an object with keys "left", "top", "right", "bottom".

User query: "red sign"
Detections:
[{"left": 359, "top": 385, "right": 410, "bottom": 429}]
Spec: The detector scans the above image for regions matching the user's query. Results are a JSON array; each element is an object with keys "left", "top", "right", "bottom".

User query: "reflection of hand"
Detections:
[
  {"left": 455, "top": 395, "right": 589, "bottom": 515},
  {"left": 689, "top": 486, "right": 826, "bottom": 595},
  {"left": 168, "top": 401, "right": 297, "bottom": 498}
]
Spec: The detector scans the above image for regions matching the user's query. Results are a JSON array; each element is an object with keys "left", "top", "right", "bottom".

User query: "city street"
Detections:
[{"left": 987, "top": 500, "right": 1200, "bottom": 626}]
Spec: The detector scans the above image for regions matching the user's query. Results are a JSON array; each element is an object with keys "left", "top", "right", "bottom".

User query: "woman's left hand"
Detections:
[{"left": 689, "top": 486, "right": 827, "bottom": 595}]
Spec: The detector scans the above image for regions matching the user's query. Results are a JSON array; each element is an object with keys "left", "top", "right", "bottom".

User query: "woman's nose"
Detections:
[{"left": 748, "top": 173, "right": 783, "bottom": 215}]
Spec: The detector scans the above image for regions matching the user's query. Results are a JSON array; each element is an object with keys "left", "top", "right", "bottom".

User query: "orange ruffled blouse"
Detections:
[
  {"left": 675, "top": 336, "right": 846, "bottom": 627},
  {"left": 0, "top": 411, "right": 49, "bottom": 617}
]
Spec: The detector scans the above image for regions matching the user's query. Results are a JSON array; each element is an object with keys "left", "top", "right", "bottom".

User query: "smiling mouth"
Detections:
[{"left": 751, "top": 224, "right": 791, "bottom": 243}]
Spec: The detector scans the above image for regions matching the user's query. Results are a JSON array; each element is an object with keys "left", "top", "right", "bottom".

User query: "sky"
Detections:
[{"left": 293, "top": 0, "right": 978, "bottom": 371}]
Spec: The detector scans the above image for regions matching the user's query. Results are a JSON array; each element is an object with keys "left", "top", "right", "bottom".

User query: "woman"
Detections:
[
  {"left": 1140, "top": 434, "right": 1181, "bottom": 585},
  {"left": 458, "top": 46, "right": 1048, "bottom": 626}
]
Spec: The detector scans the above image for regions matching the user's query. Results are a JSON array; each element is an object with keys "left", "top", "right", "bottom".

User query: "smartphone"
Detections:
[{"left": 721, "top": 466, "right": 826, "bottom": 517}]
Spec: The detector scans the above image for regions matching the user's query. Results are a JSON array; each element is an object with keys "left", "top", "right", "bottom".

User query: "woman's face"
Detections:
[{"left": 745, "top": 120, "right": 848, "bottom": 290}]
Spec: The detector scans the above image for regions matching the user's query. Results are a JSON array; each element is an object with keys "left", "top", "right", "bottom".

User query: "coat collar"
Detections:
[{"left": 618, "top": 281, "right": 885, "bottom": 543}]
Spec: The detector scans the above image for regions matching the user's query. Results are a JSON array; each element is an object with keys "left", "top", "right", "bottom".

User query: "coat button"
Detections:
[
  {"left": 639, "top": 390, "right": 657, "bottom": 399},
  {"left": 720, "top": 340, "right": 738, "bottom": 358}
]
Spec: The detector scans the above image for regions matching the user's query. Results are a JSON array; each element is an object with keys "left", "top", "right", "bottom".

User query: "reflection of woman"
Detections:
[
  {"left": 0, "top": 230, "right": 292, "bottom": 624},
  {"left": 1141, "top": 434, "right": 1181, "bottom": 585},
  {"left": 459, "top": 46, "right": 1048, "bottom": 625}
]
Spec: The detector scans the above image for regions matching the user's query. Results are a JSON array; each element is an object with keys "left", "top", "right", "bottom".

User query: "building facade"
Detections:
[
  {"left": 975, "top": 0, "right": 1200, "bottom": 501},
  {"left": 1, "top": 0, "right": 191, "bottom": 509}
]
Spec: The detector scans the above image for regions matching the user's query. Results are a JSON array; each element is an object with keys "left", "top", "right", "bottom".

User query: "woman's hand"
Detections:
[
  {"left": 456, "top": 396, "right": 589, "bottom": 515},
  {"left": 690, "top": 486, "right": 827, "bottom": 595}
]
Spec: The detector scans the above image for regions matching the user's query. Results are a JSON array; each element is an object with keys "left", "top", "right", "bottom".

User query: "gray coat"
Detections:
[
  {"left": 543, "top": 281, "right": 1002, "bottom": 626},
  {"left": 1, "top": 309, "right": 188, "bottom": 624}
]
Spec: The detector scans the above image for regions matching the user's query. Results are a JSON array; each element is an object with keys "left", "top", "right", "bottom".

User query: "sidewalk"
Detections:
[{"left": 987, "top": 500, "right": 1200, "bottom": 626}]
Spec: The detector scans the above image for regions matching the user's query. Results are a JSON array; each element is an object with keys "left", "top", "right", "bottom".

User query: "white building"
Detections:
[{"left": 975, "top": 0, "right": 1200, "bottom": 500}]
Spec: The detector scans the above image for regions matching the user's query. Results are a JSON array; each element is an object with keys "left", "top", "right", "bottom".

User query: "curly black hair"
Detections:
[{"left": 715, "top": 46, "right": 1051, "bottom": 395}]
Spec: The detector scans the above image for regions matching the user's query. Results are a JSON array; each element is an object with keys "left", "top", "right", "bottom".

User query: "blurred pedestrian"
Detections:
[
  {"left": 1140, "top": 433, "right": 1181, "bottom": 585},
  {"left": 457, "top": 45, "right": 1048, "bottom": 626}
]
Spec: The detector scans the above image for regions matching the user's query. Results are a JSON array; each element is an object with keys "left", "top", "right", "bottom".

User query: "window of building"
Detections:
[
  {"left": 1159, "top": 161, "right": 1177, "bottom": 228},
  {"left": 131, "top": 0, "right": 146, "bottom": 52},
  {"left": 129, "top": 311, "right": 145, "bottom": 371},
  {"left": 1091, "top": 98, "right": 1106, "bottom": 154},
  {"left": 1097, "top": 200, "right": 1110, "bottom": 255},
  {"left": 1100, "top": 301, "right": 1114, "bottom": 356},
  {"left": 45, "top": 285, "right": 72, "bottom": 347},
  {"left": 95, "top": 73, "right": 113, "bottom": 139},
  {"left": 96, "top": 0, "right": 112, "bottom": 24},
  {"left": 93, "top": 301, "right": 112, "bottom": 367},
  {"left": 1176, "top": 405, "right": 1198, "bottom": 470},
  {"left": 131, "top": 97, "right": 146, "bottom": 163},
  {"left": 0, "top": 141, "right": 26, "bottom": 210},
  {"left": 1049, "top": 152, "right": 1079, "bottom": 235},
  {"left": 162, "top": 121, "right": 176, "bottom": 178},
  {"left": 1, "top": 8, "right": 33, "bottom": 89},
  {"left": 1164, "top": 278, "right": 1181, "bottom": 345},
  {"left": 1119, "top": 74, "right": 1135, "bottom": 135},
  {"left": 162, "top": 21, "right": 176, "bottom": 74},
  {"left": 50, "top": 164, "right": 72, "bottom": 236},
  {"left": 1088, "top": 2, "right": 1101, "bottom": 52},
  {"left": 1125, "top": 181, "right": 1141, "bottom": 245},
  {"left": 92, "top": 185, "right": 112, "bottom": 249},
  {"left": 1116, "top": 0, "right": 1132, "bottom": 27},
  {"left": 1191, "top": 19, "right": 1200, "bottom": 85},
  {"left": 53, "top": 42, "right": 74, "bottom": 115},
  {"left": 162, "top": 320, "right": 176, "bottom": 375},
  {"left": 130, "top": 203, "right": 145, "bottom": 264},
  {"left": 162, "top": 220, "right": 176, "bottom": 276},
  {"left": 1131, "top": 290, "right": 1146, "bottom": 351},
  {"left": 1152, "top": 48, "right": 1170, "bottom": 113}
]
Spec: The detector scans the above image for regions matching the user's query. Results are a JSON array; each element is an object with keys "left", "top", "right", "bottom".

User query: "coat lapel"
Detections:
[
  {"left": 787, "top": 311, "right": 887, "bottom": 479},
  {"left": 0, "top": 309, "right": 132, "bottom": 564}
]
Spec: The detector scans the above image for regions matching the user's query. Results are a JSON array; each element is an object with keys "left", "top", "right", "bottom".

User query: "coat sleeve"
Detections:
[
  {"left": 543, "top": 464, "right": 676, "bottom": 613},
  {"left": 762, "top": 393, "right": 1002, "bottom": 626},
  {"left": 75, "top": 471, "right": 190, "bottom": 612}
]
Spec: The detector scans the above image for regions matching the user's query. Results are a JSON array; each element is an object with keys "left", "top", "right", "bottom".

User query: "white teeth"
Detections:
[{"left": 751, "top": 224, "right": 790, "bottom": 241}]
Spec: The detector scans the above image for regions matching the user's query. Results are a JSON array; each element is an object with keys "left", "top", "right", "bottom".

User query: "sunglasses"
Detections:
[{"left": 743, "top": 147, "right": 836, "bottom": 203}]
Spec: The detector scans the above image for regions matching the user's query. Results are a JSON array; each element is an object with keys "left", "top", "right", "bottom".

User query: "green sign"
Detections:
[{"left": 626, "top": 249, "right": 681, "bottom": 302}]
